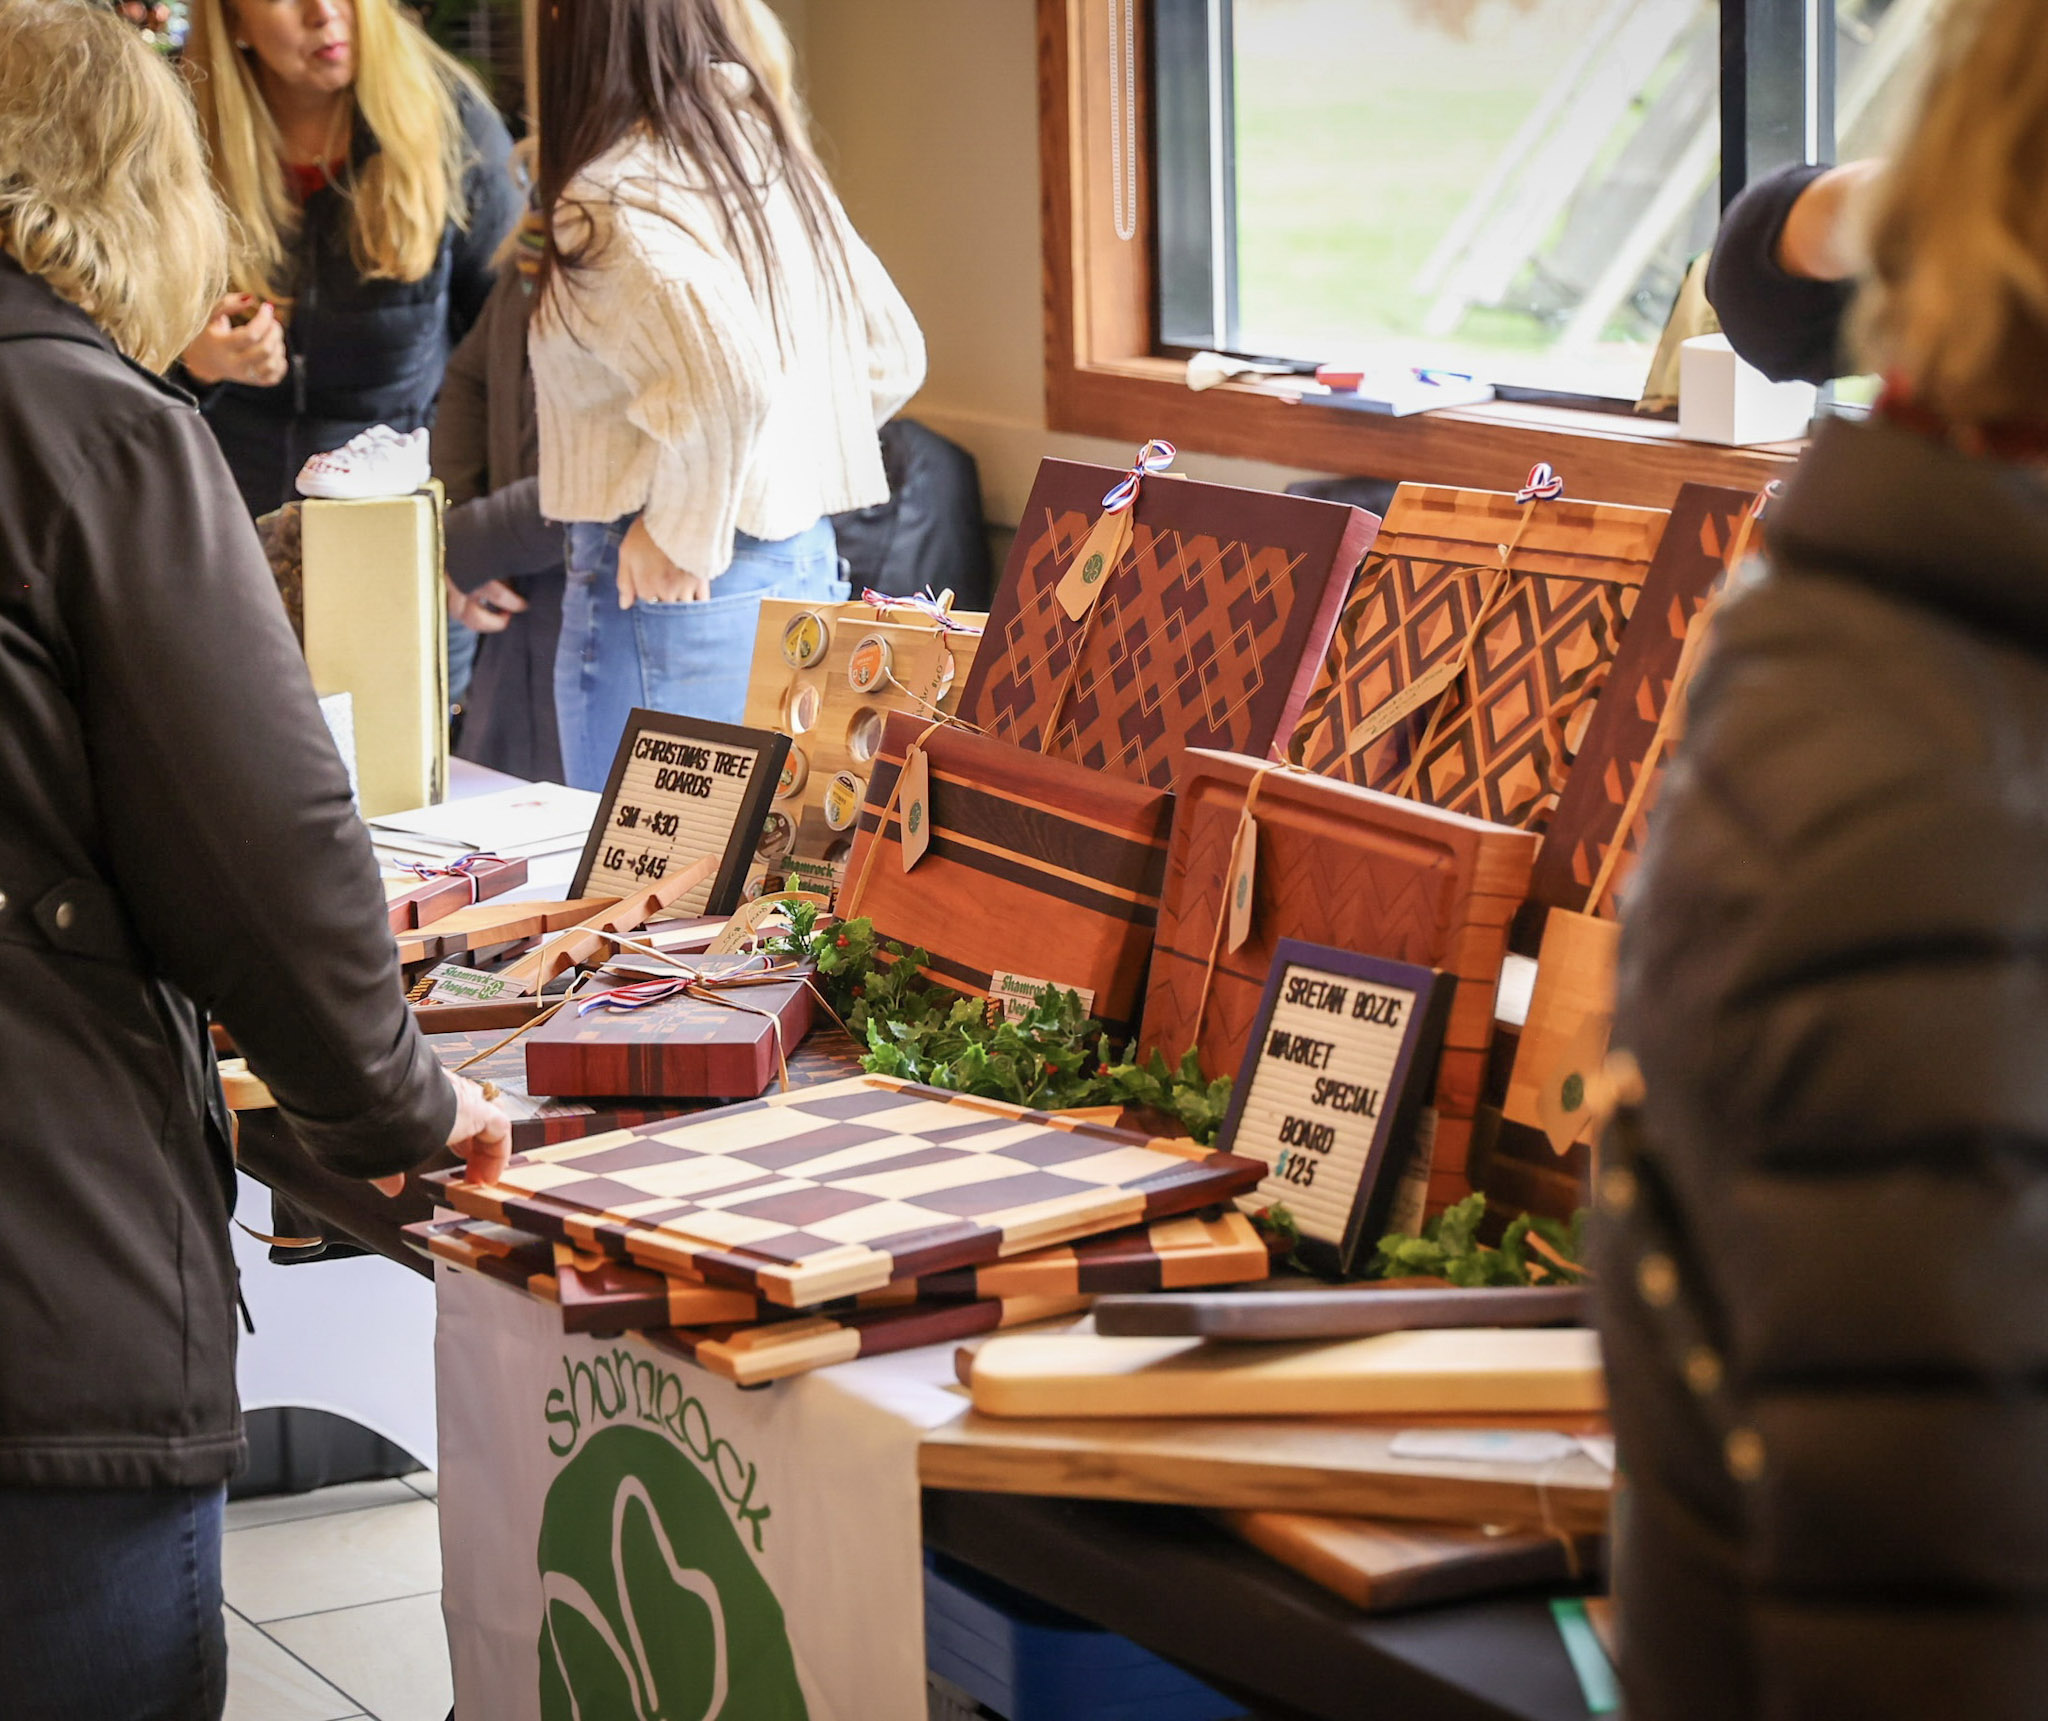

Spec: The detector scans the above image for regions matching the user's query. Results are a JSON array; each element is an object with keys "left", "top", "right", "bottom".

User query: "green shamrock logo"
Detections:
[
  {"left": 907, "top": 801, "right": 923, "bottom": 838},
  {"left": 537, "top": 1427, "right": 807, "bottom": 1720},
  {"left": 1081, "top": 552, "right": 1106, "bottom": 586},
  {"left": 1560, "top": 1072, "right": 1585, "bottom": 1114},
  {"left": 1235, "top": 872, "right": 1251, "bottom": 910}
]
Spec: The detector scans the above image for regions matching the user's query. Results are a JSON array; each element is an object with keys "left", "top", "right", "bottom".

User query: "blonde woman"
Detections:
[
  {"left": 533, "top": 0, "right": 925, "bottom": 787},
  {"left": 180, "top": 0, "right": 518, "bottom": 514},
  {"left": 0, "top": 5, "right": 505, "bottom": 1714},
  {"left": 1595, "top": 2, "right": 2048, "bottom": 1716}
]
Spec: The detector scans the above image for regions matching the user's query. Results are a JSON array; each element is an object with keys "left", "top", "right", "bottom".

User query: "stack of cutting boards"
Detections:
[{"left": 923, "top": 1284, "right": 1612, "bottom": 1616}]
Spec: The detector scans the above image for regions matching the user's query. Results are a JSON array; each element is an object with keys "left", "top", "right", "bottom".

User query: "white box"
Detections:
[{"left": 1679, "top": 334, "right": 1817, "bottom": 447}]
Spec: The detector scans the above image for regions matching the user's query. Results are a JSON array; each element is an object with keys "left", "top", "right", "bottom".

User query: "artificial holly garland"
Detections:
[{"left": 769, "top": 901, "right": 1234, "bottom": 1143}]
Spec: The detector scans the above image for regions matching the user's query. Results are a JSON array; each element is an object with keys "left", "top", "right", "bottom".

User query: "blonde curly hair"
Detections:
[
  {"left": 1855, "top": 0, "right": 2048, "bottom": 428},
  {"left": 0, "top": 0, "right": 228, "bottom": 371}
]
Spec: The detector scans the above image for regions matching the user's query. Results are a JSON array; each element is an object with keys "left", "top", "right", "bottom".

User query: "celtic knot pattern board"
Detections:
[
  {"left": 428, "top": 1075, "right": 1267, "bottom": 1308},
  {"left": 1139, "top": 751, "right": 1537, "bottom": 1212},
  {"left": 1289, "top": 485, "right": 1667, "bottom": 830},
  {"left": 961, "top": 460, "right": 1376, "bottom": 790}
]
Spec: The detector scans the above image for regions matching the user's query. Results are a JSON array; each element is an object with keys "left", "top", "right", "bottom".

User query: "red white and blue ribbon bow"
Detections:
[
  {"left": 403, "top": 852, "right": 506, "bottom": 905},
  {"left": 576, "top": 978, "right": 690, "bottom": 1016},
  {"left": 859, "top": 587, "right": 982, "bottom": 634},
  {"left": 1101, "top": 439, "right": 1177, "bottom": 513},
  {"left": 1516, "top": 462, "right": 1566, "bottom": 504}
]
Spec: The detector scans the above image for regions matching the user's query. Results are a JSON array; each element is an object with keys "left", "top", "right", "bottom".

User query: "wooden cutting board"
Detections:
[
  {"left": 917, "top": 1413, "right": 1612, "bottom": 1533},
  {"left": 1091, "top": 1284, "right": 1586, "bottom": 1341},
  {"left": 968, "top": 1327, "right": 1606, "bottom": 1419},
  {"left": 1221, "top": 1510, "right": 1600, "bottom": 1612}
]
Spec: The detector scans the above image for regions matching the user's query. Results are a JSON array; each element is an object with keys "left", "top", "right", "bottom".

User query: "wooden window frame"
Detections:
[{"left": 1038, "top": 0, "right": 1802, "bottom": 509}]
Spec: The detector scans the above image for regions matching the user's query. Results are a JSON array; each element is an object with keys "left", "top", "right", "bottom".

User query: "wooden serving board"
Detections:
[
  {"left": 1221, "top": 1511, "right": 1600, "bottom": 1612},
  {"left": 1091, "top": 1285, "right": 1587, "bottom": 1341},
  {"left": 917, "top": 1413, "right": 1612, "bottom": 1533},
  {"left": 1139, "top": 750, "right": 1537, "bottom": 1210},
  {"left": 382, "top": 855, "right": 529, "bottom": 932},
  {"left": 1289, "top": 483, "right": 1668, "bottom": 831},
  {"left": 839, "top": 711, "right": 1174, "bottom": 1031},
  {"left": 396, "top": 895, "right": 616, "bottom": 965},
  {"left": 959, "top": 459, "right": 1376, "bottom": 791},
  {"left": 967, "top": 1328, "right": 1606, "bottom": 1419},
  {"left": 739, "top": 597, "right": 986, "bottom": 898}
]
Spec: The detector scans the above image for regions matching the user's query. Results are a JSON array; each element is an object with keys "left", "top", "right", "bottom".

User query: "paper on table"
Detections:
[{"left": 370, "top": 782, "right": 600, "bottom": 862}]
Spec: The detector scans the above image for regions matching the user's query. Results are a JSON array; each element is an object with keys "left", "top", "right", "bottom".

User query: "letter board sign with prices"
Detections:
[
  {"left": 571, "top": 709, "right": 789, "bottom": 917},
  {"left": 1217, "top": 939, "right": 1453, "bottom": 1275}
]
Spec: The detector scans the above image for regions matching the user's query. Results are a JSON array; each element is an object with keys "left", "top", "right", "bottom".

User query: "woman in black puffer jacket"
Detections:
[
  {"left": 176, "top": 0, "right": 517, "bottom": 516},
  {"left": 1595, "top": 2, "right": 2048, "bottom": 1716}
]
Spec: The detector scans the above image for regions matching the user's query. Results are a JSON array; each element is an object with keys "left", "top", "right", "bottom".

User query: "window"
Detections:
[{"left": 1156, "top": 0, "right": 1930, "bottom": 405}]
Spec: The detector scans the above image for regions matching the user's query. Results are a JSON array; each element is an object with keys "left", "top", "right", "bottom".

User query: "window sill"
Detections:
[{"left": 1048, "top": 355, "right": 1801, "bottom": 509}]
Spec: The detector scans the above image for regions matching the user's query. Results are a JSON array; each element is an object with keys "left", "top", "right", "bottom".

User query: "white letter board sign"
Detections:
[
  {"left": 571, "top": 707, "right": 789, "bottom": 919},
  {"left": 1215, "top": 938, "right": 1454, "bottom": 1275}
]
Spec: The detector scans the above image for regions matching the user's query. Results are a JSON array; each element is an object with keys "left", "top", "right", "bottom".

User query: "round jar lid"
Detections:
[
  {"left": 847, "top": 633, "right": 893, "bottom": 695},
  {"left": 776, "top": 748, "right": 809, "bottom": 799},
  {"left": 781, "top": 609, "right": 831, "bottom": 670},
  {"left": 822, "top": 770, "right": 866, "bottom": 832},
  {"left": 755, "top": 810, "right": 796, "bottom": 861},
  {"left": 783, "top": 681, "right": 821, "bottom": 735}
]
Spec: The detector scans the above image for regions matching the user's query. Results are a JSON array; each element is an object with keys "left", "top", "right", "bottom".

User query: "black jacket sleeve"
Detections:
[
  {"left": 444, "top": 477, "right": 562, "bottom": 592},
  {"left": 447, "top": 91, "right": 519, "bottom": 346},
  {"left": 54, "top": 398, "right": 454, "bottom": 1178},
  {"left": 1706, "top": 163, "right": 1856, "bottom": 384}
]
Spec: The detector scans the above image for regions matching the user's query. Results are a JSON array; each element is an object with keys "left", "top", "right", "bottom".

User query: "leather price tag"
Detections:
[
  {"left": 900, "top": 745, "right": 933, "bottom": 872},
  {"left": 1225, "top": 812, "right": 1258, "bottom": 954},
  {"left": 1054, "top": 507, "right": 1133, "bottom": 622},
  {"left": 1345, "top": 656, "right": 1462, "bottom": 757}
]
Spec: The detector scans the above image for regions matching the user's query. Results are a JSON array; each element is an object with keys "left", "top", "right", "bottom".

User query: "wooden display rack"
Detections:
[{"left": 739, "top": 596, "right": 987, "bottom": 900}]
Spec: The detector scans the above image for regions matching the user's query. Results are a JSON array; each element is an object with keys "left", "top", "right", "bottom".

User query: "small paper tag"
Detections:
[
  {"left": 1346, "top": 655, "right": 1463, "bottom": 756},
  {"left": 989, "top": 971, "right": 1097, "bottom": 1023},
  {"left": 1225, "top": 813, "right": 1258, "bottom": 953},
  {"left": 423, "top": 962, "right": 532, "bottom": 1005},
  {"left": 899, "top": 746, "right": 933, "bottom": 872},
  {"left": 1054, "top": 508, "right": 1133, "bottom": 622}
]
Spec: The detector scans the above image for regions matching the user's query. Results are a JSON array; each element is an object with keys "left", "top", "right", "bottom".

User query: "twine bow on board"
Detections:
[
  {"left": 1339, "top": 463, "right": 1569, "bottom": 796},
  {"left": 1039, "top": 439, "right": 1179, "bottom": 752}
]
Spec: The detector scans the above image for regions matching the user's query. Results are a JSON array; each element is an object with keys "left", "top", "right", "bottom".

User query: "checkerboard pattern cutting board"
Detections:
[{"left": 428, "top": 1075, "right": 1268, "bottom": 1307}]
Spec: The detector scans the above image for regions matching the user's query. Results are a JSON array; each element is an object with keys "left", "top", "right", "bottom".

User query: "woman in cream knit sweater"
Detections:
[{"left": 532, "top": 0, "right": 925, "bottom": 787}]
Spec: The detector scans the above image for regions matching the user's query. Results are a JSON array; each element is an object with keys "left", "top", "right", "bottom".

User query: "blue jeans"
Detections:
[
  {"left": 0, "top": 1485, "right": 227, "bottom": 1720},
  {"left": 556, "top": 516, "right": 847, "bottom": 790}
]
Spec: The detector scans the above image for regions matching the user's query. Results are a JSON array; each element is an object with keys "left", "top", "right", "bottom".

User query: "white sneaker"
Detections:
[{"left": 296, "top": 425, "right": 431, "bottom": 500}]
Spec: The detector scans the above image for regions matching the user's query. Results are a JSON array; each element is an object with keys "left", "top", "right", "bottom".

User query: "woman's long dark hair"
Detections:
[{"left": 535, "top": 0, "right": 845, "bottom": 329}]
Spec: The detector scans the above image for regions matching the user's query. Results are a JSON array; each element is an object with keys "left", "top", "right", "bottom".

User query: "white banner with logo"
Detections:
[{"left": 434, "top": 1264, "right": 962, "bottom": 1720}]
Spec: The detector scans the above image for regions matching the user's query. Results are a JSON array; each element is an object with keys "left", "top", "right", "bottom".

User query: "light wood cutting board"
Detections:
[{"left": 967, "top": 1327, "right": 1606, "bottom": 1419}]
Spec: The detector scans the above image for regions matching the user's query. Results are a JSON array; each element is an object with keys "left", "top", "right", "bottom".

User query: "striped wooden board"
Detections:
[
  {"left": 1138, "top": 750, "right": 1537, "bottom": 1211},
  {"left": 1290, "top": 484, "right": 1668, "bottom": 832},
  {"left": 959, "top": 460, "right": 1377, "bottom": 791},
  {"left": 637, "top": 1293, "right": 1093, "bottom": 1387},
  {"left": 839, "top": 712, "right": 1174, "bottom": 1031}
]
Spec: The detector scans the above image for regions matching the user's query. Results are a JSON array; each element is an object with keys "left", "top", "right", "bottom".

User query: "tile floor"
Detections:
[{"left": 222, "top": 1471, "right": 449, "bottom": 1721}]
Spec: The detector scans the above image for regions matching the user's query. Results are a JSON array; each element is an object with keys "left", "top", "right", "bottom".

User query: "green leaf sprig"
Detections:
[
  {"left": 770, "top": 903, "right": 1231, "bottom": 1142},
  {"left": 1372, "top": 1193, "right": 1589, "bottom": 1287}
]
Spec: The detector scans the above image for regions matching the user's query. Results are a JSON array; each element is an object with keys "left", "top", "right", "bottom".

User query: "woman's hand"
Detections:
[
  {"left": 617, "top": 515, "right": 710, "bottom": 608},
  {"left": 181, "top": 295, "right": 288, "bottom": 388},
  {"left": 447, "top": 578, "right": 529, "bottom": 634},
  {"left": 370, "top": 1073, "right": 512, "bottom": 1197}
]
